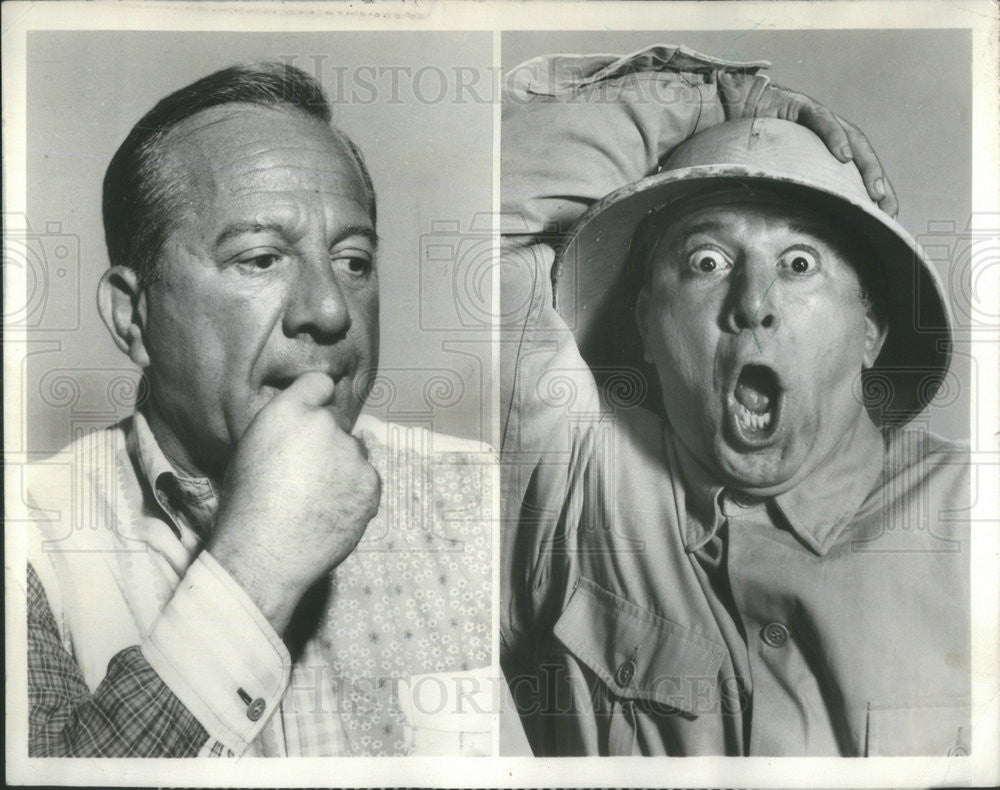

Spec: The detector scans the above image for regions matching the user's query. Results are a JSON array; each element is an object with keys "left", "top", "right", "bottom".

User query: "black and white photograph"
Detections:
[
  {"left": 8, "top": 25, "right": 496, "bottom": 762},
  {"left": 3, "top": 2, "right": 998, "bottom": 788},
  {"left": 498, "top": 27, "right": 979, "bottom": 758}
]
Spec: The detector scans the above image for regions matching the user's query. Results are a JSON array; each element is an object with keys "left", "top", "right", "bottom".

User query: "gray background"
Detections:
[
  {"left": 504, "top": 28, "right": 973, "bottom": 442},
  {"left": 24, "top": 30, "right": 494, "bottom": 451},
  {"left": 498, "top": 28, "right": 976, "bottom": 754},
  {"left": 20, "top": 29, "right": 975, "bottom": 452}
]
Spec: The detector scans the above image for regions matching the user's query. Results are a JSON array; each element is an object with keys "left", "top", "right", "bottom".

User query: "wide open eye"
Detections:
[
  {"left": 687, "top": 248, "right": 732, "bottom": 274},
  {"left": 332, "top": 252, "right": 374, "bottom": 279},
  {"left": 779, "top": 248, "right": 820, "bottom": 275}
]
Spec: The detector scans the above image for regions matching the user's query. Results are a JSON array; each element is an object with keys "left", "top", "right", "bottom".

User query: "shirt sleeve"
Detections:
[
  {"left": 28, "top": 562, "right": 209, "bottom": 757},
  {"left": 499, "top": 44, "right": 770, "bottom": 469},
  {"left": 140, "top": 549, "right": 292, "bottom": 755},
  {"left": 498, "top": 45, "right": 770, "bottom": 750}
]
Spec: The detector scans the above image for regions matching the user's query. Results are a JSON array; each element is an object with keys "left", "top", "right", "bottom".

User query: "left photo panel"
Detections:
[{"left": 11, "top": 30, "right": 496, "bottom": 758}]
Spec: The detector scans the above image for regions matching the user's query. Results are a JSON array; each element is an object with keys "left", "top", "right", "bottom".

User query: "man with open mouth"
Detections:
[{"left": 500, "top": 45, "right": 968, "bottom": 756}]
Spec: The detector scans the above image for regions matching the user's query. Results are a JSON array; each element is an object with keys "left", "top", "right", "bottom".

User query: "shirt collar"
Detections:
[
  {"left": 666, "top": 412, "right": 886, "bottom": 557},
  {"left": 126, "top": 410, "right": 219, "bottom": 542},
  {"left": 124, "top": 410, "right": 388, "bottom": 545}
]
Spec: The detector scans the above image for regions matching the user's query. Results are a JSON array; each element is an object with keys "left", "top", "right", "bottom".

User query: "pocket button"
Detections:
[
  {"left": 615, "top": 659, "right": 636, "bottom": 688},
  {"left": 762, "top": 622, "right": 789, "bottom": 648}
]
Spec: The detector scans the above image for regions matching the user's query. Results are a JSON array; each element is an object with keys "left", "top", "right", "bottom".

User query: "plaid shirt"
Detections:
[
  {"left": 28, "top": 563, "right": 209, "bottom": 757},
  {"left": 27, "top": 411, "right": 493, "bottom": 757}
]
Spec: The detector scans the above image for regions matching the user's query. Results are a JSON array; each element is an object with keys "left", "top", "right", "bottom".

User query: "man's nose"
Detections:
[
  {"left": 283, "top": 255, "right": 352, "bottom": 341},
  {"left": 724, "top": 260, "right": 781, "bottom": 333}
]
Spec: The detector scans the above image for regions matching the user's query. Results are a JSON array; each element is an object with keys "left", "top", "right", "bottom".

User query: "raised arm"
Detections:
[
  {"left": 498, "top": 44, "right": 897, "bottom": 748},
  {"left": 499, "top": 43, "right": 895, "bottom": 493}
]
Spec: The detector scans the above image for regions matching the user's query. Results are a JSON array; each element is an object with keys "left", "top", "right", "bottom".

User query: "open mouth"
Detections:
[{"left": 730, "top": 364, "right": 781, "bottom": 442}]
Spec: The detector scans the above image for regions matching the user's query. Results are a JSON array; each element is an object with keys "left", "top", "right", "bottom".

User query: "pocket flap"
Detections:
[
  {"left": 866, "top": 698, "right": 971, "bottom": 756},
  {"left": 553, "top": 577, "right": 726, "bottom": 715}
]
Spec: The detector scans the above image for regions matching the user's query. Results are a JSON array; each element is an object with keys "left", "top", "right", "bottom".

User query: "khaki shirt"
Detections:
[
  {"left": 503, "top": 406, "right": 970, "bottom": 756},
  {"left": 498, "top": 45, "right": 971, "bottom": 756}
]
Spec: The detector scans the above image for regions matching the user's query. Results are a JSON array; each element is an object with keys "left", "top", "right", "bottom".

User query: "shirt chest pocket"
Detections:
[
  {"left": 865, "top": 698, "right": 971, "bottom": 756},
  {"left": 553, "top": 578, "right": 728, "bottom": 738}
]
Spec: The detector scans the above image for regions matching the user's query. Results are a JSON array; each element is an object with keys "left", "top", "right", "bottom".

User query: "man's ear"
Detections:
[
  {"left": 862, "top": 307, "right": 889, "bottom": 369},
  {"left": 634, "top": 286, "right": 653, "bottom": 365},
  {"left": 97, "top": 266, "right": 150, "bottom": 368}
]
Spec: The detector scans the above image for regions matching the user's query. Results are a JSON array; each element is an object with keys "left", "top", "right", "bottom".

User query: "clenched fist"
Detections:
[{"left": 208, "top": 371, "right": 380, "bottom": 635}]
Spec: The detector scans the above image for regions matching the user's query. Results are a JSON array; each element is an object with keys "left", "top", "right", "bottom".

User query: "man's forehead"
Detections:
[
  {"left": 158, "top": 102, "right": 365, "bottom": 191},
  {"left": 152, "top": 102, "right": 372, "bottom": 236}
]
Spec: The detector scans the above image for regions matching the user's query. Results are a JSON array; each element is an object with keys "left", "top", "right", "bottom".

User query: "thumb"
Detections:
[{"left": 281, "top": 371, "right": 336, "bottom": 408}]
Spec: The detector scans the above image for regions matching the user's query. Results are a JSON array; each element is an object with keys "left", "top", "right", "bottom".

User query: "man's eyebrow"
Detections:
[
  {"left": 788, "top": 216, "right": 841, "bottom": 242},
  {"left": 672, "top": 220, "right": 726, "bottom": 238},
  {"left": 213, "top": 222, "right": 287, "bottom": 250},
  {"left": 331, "top": 224, "right": 379, "bottom": 248},
  {"left": 213, "top": 222, "right": 379, "bottom": 250}
]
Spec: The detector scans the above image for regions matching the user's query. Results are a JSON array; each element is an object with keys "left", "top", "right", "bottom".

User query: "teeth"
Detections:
[{"left": 736, "top": 403, "right": 772, "bottom": 432}]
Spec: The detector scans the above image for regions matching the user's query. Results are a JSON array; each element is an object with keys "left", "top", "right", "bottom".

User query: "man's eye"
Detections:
[
  {"left": 335, "top": 255, "right": 373, "bottom": 277},
  {"left": 780, "top": 249, "right": 819, "bottom": 275},
  {"left": 687, "top": 249, "right": 731, "bottom": 274},
  {"left": 236, "top": 253, "right": 281, "bottom": 270}
]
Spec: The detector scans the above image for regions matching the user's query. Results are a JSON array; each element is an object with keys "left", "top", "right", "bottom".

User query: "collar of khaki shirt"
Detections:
[{"left": 667, "top": 411, "right": 886, "bottom": 557}]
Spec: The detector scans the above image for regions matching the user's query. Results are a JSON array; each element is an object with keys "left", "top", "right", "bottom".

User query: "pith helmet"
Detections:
[{"left": 554, "top": 117, "right": 952, "bottom": 426}]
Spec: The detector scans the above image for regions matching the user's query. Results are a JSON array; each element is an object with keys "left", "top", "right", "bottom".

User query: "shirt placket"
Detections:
[{"left": 723, "top": 494, "right": 839, "bottom": 755}]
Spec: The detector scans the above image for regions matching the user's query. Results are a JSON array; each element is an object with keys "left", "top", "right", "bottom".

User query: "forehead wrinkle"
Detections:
[
  {"left": 669, "top": 219, "right": 730, "bottom": 240},
  {"left": 162, "top": 104, "right": 356, "bottom": 172},
  {"left": 191, "top": 137, "right": 366, "bottom": 201},
  {"left": 154, "top": 104, "right": 373, "bottom": 249},
  {"left": 786, "top": 216, "right": 851, "bottom": 252}
]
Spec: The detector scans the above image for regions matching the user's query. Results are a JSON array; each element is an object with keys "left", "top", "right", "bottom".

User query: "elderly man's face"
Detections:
[
  {"left": 139, "top": 104, "right": 379, "bottom": 478},
  {"left": 637, "top": 199, "right": 885, "bottom": 491}
]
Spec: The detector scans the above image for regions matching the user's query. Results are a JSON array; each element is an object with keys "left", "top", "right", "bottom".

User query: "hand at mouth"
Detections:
[{"left": 264, "top": 365, "right": 352, "bottom": 393}]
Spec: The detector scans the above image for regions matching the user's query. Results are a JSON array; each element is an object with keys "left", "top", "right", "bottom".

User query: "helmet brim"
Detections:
[{"left": 554, "top": 165, "right": 953, "bottom": 426}]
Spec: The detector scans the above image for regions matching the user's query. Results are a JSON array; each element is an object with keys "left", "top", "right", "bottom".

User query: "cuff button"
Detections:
[{"left": 247, "top": 698, "right": 267, "bottom": 722}]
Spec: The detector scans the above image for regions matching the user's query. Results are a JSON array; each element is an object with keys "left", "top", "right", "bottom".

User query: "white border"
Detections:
[{"left": 4, "top": 1, "right": 998, "bottom": 787}]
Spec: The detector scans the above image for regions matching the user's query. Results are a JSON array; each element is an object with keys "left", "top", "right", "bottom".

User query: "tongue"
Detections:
[{"left": 734, "top": 380, "right": 772, "bottom": 414}]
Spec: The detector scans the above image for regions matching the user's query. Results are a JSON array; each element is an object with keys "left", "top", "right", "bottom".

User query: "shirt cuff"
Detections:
[{"left": 141, "top": 551, "right": 291, "bottom": 755}]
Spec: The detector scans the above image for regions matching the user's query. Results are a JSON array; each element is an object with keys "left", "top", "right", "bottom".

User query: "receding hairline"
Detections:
[
  {"left": 153, "top": 101, "right": 368, "bottom": 181},
  {"left": 103, "top": 60, "right": 378, "bottom": 282},
  {"left": 138, "top": 101, "right": 376, "bottom": 253}
]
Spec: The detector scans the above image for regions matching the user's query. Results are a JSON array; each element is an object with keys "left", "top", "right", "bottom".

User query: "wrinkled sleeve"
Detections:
[
  {"left": 141, "top": 550, "right": 292, "bottom": 755},
  {"left": 28, "top": 562, "right": 209, "bottom": 757},
  {"left": 28, "top": 548, "right": 293, "bottom": 758},
  {"left": 499, "top": 44, "right": 771, "bottom": 663}
]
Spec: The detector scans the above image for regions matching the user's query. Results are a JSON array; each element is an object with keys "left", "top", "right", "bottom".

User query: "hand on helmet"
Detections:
[{"left": 719, "top": 71, "right": 898, "bottom": 217}]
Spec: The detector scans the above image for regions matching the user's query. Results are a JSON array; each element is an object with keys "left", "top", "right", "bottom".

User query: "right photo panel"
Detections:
[{"left": 499, "top": 28, "right": 973, "bottom": 758}]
